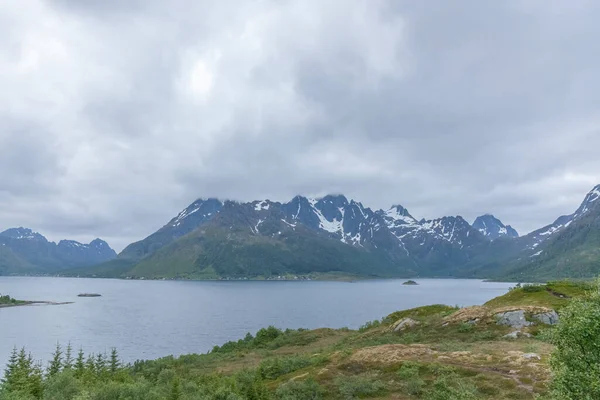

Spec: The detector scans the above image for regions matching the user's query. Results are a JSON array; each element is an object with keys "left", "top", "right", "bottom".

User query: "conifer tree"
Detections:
[
  {"left": 47, "top": 343, "right": 63, "bottom": 377},
  {"left": 74, "top": 348, "right": 85, "bottom": 378},
  {"left": 109, "top": 348, "right": 120, "bottom": 374},
  {"left": 85, "top": 354, "right": 96, "bottom": 376},
  {"left": 95, "top": 352, "right": 107, "bottom": 377},
  {"left": 29, "top": 360, "right": 43, "bottom": 399},
  {"left": 1, "top": 347, "right": 18, "bottom": 390},
  {"left": 64, "top": 343, "right": 73, "bottom": 370}
]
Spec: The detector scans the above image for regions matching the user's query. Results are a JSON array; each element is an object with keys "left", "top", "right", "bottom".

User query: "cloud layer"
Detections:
[{"left": 2, "top": 0, "right": 599, "bottom": 251}]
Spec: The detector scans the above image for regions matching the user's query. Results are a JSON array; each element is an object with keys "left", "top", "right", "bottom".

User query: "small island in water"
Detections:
[
  {"left": 0, "top": 294, "right": 28, "bottom": 308},
  {"left": 402, "top": 280, "right": 419, "bottom": 285},
  {"left": 0, "top": 293, "right": 73, "bottom": 309},
  {"left": 78, "top": 293, "right": 102, "bottom": 297}
]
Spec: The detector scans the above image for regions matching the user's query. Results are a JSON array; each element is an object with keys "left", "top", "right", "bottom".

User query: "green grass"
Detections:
[
  {"left": 383, "top": 304, "right": 458, "bottom": 324},
  {"left": 484, "top": 280, "right": 593, "bottom": 309}
]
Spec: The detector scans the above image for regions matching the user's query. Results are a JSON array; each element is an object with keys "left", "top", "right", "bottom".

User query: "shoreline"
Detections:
[
  {"left": 2, "top": 273, "right": 501, "bottom": 283},
  {"left": 0, "top": 300, "right": 73, "bottom": 309}
]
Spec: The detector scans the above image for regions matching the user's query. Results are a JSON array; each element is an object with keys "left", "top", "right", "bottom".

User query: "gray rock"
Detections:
[
  {"left": 522, "top": 353, "right": 541, "bottom": 360},
  {"left": 503, "top": 330, "right": 533, "bottom": 339},
  {"left": 495, "top": 310, "right": 532, "bottom": 329},
  {"left": 392, "top": 318, "right": 420, "bottom": 332},
  {"left": 532, "top": 311, "right": 559, "bottom": 325},
  {"left": 466, "top": 318, "right": 479, "bottom": 325}
]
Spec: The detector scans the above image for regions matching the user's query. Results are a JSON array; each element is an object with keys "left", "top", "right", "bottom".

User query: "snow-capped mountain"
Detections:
[
  {"left": 116, "top": 193, "right": 492, "bottom": 278},
  {"left": 81, "top": 183, "right": 600, "bottom": 280},
  {"left": 0, "top": 228, "right": 116, "bottom": 272},
  {"left": 0, "top": 227, "right": 47, "bottom": 241},
  {"left": 472, "top": 214, "right": 519, "bottom": 240}
]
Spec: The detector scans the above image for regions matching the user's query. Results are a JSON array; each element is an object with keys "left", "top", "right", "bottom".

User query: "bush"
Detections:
[
  {"left": 336, "top": 375, "right": 385, "bottom": 399},
  {"left": 405, "top": 378, "right": 425, "bottom": 396},
  {"left": 276, "top": 379, "right": 325, "bottom": 400},
  {"left": 258, "top": 356, "right": 312, "bottom": 380},
  {"left": 397, "top": 361, "right": 420, "bottom": 380},
  {"left": 425, "top": 374, "right": 478, "bottom": 400},
  {"left": 549, "top": 284, "right": 600, "bottom": 399},
  {"left": 358, "top": 320, "right": 381, "bottom": 332}
]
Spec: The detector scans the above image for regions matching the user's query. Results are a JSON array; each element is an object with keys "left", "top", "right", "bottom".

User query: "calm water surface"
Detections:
[{"left": 0, "top": 277, "right": 512, "bottom": 366}]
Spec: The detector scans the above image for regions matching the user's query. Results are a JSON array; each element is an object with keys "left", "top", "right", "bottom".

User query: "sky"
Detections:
[{"left": 1, "top": 0, "right": 600, "bottom": 252}]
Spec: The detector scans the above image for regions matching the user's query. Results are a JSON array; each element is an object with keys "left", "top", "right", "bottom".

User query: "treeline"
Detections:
[
  {"left": 0, "top": 334, "right": 322, "bottom": 400},
  {"left": 1, "top": 344, "right": 126, "bottom": 399},
  {"left": 0, "top": 294, "right": 21, "bottom": 305}
]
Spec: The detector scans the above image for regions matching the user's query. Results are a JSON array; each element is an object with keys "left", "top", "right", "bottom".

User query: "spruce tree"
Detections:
[
  {"left": 47, "top": 343, "right": 63, "bottom": 377},
  {"left": 29, "top": 361, "right": 43, "bottom": 399},
  {"left": 109, "top": 348, "right": 120, "bottom": 374},
  {"left": 64, "top": 343, "right": 73, "bottom": 370},
  {"left": 85, "top": 354, "right": 96, "bottom": 376},
  {"left": 1, "top": 347, "right": 18, "bottom": 390},
  {"left": 95, "top": 352, "right": 107, "bottom": 377},
  {"left": 74, "top": 348, "right": 85, "bottom": 378}
]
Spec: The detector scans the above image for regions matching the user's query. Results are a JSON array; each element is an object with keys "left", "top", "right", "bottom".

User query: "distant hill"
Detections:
[{"left": 0, "top": 228, "right": 117, "bottom": 275}]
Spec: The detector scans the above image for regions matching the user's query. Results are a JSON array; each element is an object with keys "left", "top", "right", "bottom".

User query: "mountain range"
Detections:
[
  {"left": 0, "top": 228, "right": 117, "bottom": 275},
  {"left": 70, "top": 184, "right": 600, "bottom": 281},
  {"left": 2, "top": 185, "right": 599, "bottom": 281}
]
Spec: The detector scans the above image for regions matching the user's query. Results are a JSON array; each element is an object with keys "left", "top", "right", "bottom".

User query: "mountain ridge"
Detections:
[
  {"left": 0, "top": 228, "right": 117, "bottom": 274},
  {"left": 83, "top": 193, "right": 522, "bottom": 280},
  {"left": 5, "top": 185, "right": 600, "bottom": 281}
]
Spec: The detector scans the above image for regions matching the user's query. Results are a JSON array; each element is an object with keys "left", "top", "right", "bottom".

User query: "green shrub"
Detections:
[
  {"left": 275, "top": 379, "right": 325, "bottom": 400},
  {"left": 425, "top": 374, "right": 478, "bottom": 400},
  {"left": 397, "top": 361, "right": 420, "bottom": 380},
  {"left": 336, "top": 375, "right": 385, "bottom": 399},
  {"left": 258, "top": 356, "right": 312, "bottom": 380},
  {"left": 358, "top": 320, "right": 381, "bottom": 332},
  {"left": 457, "top": 323, "right": 475, "bottom": 333},
  {"left": 405, "top": 378, "right": 425, "bottom": 396},
  {"left": 549, "top": 283, "right": 600, "bottom": 399}
]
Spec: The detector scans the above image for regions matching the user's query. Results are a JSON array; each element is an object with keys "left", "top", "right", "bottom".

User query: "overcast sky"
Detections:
[{"left": 2, "top": 0, "right": 600, "bottom": 251}]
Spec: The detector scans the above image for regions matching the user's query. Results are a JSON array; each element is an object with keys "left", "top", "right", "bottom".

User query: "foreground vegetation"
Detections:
[
  {"left": 1, "top": 281, "right": 598, "bottom": 399},
  {"left": 0, "top": 294, "right": 27, "bottom": 308}
]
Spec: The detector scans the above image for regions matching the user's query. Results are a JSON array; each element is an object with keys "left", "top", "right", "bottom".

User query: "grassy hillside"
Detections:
[{"left": 2, "top": 280, "right": 593, "bottom": 399}]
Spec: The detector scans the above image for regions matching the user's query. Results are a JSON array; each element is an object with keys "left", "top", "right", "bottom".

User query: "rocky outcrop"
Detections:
[
  {"left": 391, "top": 318, "right": 420, "bottom": 332},
  {"left": 532, "top": 310, "right": 559, "bottom": 325},
  {"left": 495, "top": 310, "right": 532, "bottom": 329}
]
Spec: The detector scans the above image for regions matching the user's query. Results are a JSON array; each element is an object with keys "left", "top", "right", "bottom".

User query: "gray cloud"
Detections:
[{"left": 1, "top": 0, "right": 599, "bottom": 251}]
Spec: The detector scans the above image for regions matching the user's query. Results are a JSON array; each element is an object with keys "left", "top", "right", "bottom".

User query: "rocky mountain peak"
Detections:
[
  {"left": 572, "top": 184, "right": 600, "bottom": 218},
  {"left": 0, "top": 227, "right": 47, "bottom": 241},
  {"left": 472, "top": 214, "right": 519, "bottom": 240}
]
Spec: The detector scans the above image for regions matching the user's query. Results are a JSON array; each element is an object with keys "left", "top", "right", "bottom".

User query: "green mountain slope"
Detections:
[
  {"left": 489, "top": 185, "right": 600, "bottom": 281},
  {"left": 131, "top": 228, "right": 409, "bottom": 279},
  {"left": 0, "top": 245, "right": 32, "bottom": 275},
  {"left": 500, "top": 210, "right": 600, "bottom": 281}
]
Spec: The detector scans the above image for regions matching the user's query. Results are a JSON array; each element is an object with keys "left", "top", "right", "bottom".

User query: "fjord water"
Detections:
[{"left": 0, "top": 277, "right": 512, "bottom": 367}]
